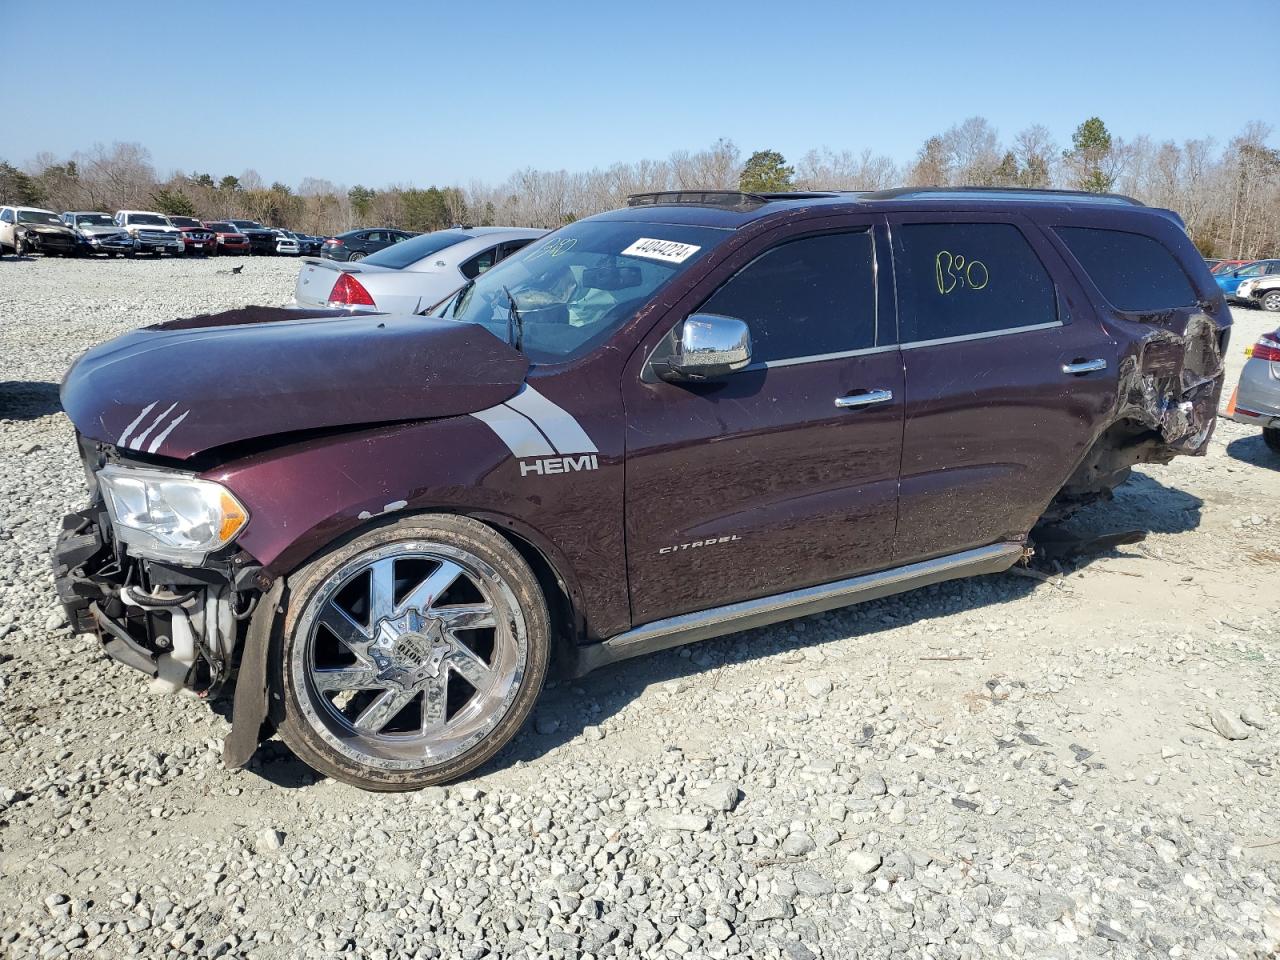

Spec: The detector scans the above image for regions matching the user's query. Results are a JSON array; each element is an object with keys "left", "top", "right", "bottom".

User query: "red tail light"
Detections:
[
  {"left": 328, "top": 272, "right": 375, "bottom": 307},
  {"left": 325, "top": 237, "right": 342, "bottom": 246},
  {"left": 1253, "top": 334, "right": 1280, "bottom": 363}
]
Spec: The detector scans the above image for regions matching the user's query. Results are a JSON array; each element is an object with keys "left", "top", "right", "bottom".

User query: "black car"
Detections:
[
  {"left": 296, "top": 234, "right": 324, "bottom": 256},
  {"left": 321, "top": 228, "right": 417, "bottom": 262},
  {"left": 225, "top": 219, "right": 278, "bottom": 256}
]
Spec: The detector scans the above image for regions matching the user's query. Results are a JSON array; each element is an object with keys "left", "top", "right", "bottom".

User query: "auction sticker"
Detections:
[{"left": 621, "top": 238, "right": 701, "bottom": 264}]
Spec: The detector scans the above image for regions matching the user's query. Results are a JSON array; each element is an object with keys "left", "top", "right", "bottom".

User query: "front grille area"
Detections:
[{"left": 138, "top": 230, "right": 179, "bottom": 244}]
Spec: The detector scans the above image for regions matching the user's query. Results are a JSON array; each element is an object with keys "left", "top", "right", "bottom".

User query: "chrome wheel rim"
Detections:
[
  {"left": 292, "top": 541, "right": 527, "bottom": 771},
  {"left": 1264, "top": 292, "right": 1280, "bottom": 311}
]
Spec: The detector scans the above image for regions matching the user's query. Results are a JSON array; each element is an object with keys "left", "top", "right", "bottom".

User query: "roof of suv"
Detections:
[{"left": 598, "top": 186, "right": 1175, "bottom": 230}]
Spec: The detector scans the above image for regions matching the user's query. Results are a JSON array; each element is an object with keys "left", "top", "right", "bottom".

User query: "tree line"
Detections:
[{"left": 2, "top": 117, "right": 1277, "bottom": 258}]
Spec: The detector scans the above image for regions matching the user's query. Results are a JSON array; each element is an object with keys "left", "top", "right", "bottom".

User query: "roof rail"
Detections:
[
  {"left": 626, "top": 190, "right": 838, "bottom": 209},
  {"left": 859, "top": 186, "right": 1145, "bottom": 206},
  {"left": 627, "top": 191, "right": 768, "bottom": 208}
]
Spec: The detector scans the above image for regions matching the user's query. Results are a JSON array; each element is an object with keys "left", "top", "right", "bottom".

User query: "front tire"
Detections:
[
  {"left": 1261, "top": 290, "right": 1280, "bottom": 313},
  {"left": 272, "top": 514, "right": 550, "bottom": 791},
  {"left": 1265, "top": 427, "right": 1280, "bottom": 454}
]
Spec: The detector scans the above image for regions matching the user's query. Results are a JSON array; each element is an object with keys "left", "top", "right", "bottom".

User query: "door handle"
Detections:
[
  {"left": 1061, "top": 358, "right": 1107, "bottom": 375},
  {"left": 834, "top": 389, "right": 893, "bottom": 409}
]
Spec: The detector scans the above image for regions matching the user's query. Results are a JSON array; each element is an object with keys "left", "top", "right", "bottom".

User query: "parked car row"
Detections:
[
  {"left": 1217, "top": 258, "right": 1280, "bottom": 311},
  {"left": 0, "top": 203, "right": 344, "bottom": 259}
]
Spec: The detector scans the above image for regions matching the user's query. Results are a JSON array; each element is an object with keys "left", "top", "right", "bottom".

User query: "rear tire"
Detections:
[
  {"left": 348, "top": 252, "right": 366, "bottom": 262},
  {"left": 1265, "top": 427, "right": 1280, "bottom": 455},
  {"left": 272, "top": 514, "right": 550, "bottom": 791},
  {"left": 1261, "top": 290, "right": 1280, "bottom": 313}
]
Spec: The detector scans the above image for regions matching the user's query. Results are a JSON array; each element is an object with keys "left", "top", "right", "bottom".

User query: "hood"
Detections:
[
  {"left": 127, "top": 224, "right": 182, "bottom": 234},
  {"left": 61, "top": 307, "right": 529, "bottom": 460},
  {"left": 29, "top": 224, "right": 75, "bottom": 235}
]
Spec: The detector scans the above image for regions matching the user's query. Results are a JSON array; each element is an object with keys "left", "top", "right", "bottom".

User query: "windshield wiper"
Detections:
[
  {"left": 430, "top": 278, "right": 474, "bottom": 317},
  {"left": 503, "top": 285, "right": 524, "bottom": 352}
]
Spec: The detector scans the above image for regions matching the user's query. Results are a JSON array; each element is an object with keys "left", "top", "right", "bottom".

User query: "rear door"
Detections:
[
  {"left": 623, "top": 215, "right": 904, "bottom": 625},
  {"left": 887, "top": 213, "right": 1119, "bottom": 563}
]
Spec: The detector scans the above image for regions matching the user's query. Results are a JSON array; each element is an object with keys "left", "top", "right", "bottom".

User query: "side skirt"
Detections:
[{"left": 571, "top": 542, "right": 1024, "bottom": 678}]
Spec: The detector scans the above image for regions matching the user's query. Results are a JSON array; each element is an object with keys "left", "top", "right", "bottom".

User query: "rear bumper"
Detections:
[{"left": 1231, "top": 357, "right": 1280, "bottom": 427}]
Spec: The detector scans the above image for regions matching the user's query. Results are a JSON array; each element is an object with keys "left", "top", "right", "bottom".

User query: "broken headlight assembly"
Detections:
[{"left": 97, "top": 464, "right": 249, "bottom": 564}]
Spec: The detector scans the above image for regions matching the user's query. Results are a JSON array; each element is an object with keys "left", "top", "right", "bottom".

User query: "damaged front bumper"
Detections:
[{"left": 52, "top": 503, "right": 260, "bottom": 696}]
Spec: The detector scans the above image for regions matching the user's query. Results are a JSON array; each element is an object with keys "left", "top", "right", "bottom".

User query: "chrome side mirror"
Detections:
[{"left": 655, "top": 313, "right": 753, "bottom": 383}]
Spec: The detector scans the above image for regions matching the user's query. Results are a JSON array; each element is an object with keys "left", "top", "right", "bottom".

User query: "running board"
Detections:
[{"left": 572, "top": 542, "right": 1024, "bottom": 677}]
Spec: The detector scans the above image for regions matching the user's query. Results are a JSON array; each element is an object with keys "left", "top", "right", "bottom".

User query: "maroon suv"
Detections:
[
  {"left": 166, "top": 216, "right": 217, "bottom": 256},
  {"left": 54, "top": 187, "right": 1229, "bottom": 791}
]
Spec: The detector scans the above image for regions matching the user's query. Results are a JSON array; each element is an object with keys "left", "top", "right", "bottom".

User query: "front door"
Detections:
[{"left": 623, "top": 217, "right": 904, "bottom": 626}]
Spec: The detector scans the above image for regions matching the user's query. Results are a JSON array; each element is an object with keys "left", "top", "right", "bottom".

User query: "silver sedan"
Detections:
[
  {"left": 1230, "top": 327, "right": 1280, "bottom": 453},
  {"left": 293, "top": 227, "right": 546, "bottom": 314}
]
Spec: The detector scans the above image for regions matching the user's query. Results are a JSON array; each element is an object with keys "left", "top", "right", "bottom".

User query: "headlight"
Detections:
[{"left": 98, "top": 465, "right": 249, "bottom": 564}]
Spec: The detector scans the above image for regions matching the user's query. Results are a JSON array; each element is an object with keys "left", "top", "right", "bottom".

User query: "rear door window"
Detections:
[
  {"left": 699, "top": 231, "right": 876, "bottom": 363},
  {"left": 1054, "top": 226, "right": 1197, "bottom": 311},
  {"left": 892, "top": 222, "right": 1057, "bottom": 343}
]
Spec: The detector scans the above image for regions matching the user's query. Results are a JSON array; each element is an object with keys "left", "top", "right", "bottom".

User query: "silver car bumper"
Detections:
[{"left": 1230, "top": 356, "right": 1280, "bottom": 427}]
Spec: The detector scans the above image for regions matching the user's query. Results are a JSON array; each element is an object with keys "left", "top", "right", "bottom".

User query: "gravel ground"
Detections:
[{"left": 1, "top": 256, "right": 1278, "bottom": 960}]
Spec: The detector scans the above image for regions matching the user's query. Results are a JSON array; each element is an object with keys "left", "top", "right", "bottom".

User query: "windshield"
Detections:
[
  {"left": 18, "top": 210, "right": 63, "bottom": 226},
  {"left": 128, "top": 214, "right": 169, "bottom": 226},
  {"left": 230, "top": 220, "right": 263, "bottom": 230},
  {"left": 169, "top": 217, "right": 202, "bottom": 228},
  {"left": 364, "top": 230, "right": 472, "bottom": 270},
  {"left": 207, "top": 222, "right": 233, "bottom": 232},
  {"left": 76, "top": 214, "right": 115, "bottom": 227},
  {"left": 434, "top": 219, "right": 729, "bottom": 363}
]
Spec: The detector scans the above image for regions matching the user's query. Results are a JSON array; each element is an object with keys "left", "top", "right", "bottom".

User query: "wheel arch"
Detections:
[{"left": 260, "top": 505, "right": 592, "bottom": 674}]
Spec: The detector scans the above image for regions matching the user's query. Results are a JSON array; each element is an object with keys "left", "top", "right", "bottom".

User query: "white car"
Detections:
[
  {"left": 293, "top": 227, "right": 545, "bottom": 314},
  {"left": 272, "top": 229, "right": 301, "bottom": 256},
  {"left": 1237, "top": 275, "right": 1280, "bottom": 313},
  {"left": 114, "top": 210, "right": 185, "bottom": 257}
]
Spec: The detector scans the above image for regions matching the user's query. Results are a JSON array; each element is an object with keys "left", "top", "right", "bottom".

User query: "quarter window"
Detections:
[
  {"left": 893, "top": 222, "right": 1057, "bottom": 343},
  {"left": 699, "top": 231, "right": 876, "bottom": 363},
  {"left": 460, "top": 246, "right": 498, "bottom": 279},
  {"left": 1054, "top": 226, "right": 1197, "bottom": 311}
]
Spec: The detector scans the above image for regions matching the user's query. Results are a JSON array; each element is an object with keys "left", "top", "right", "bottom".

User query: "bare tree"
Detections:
[{"left": 1013, "top": 125, "right": 1057, "bottom": 187}]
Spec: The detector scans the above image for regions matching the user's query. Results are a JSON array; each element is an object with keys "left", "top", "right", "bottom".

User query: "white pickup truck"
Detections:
[{"left": 113, "top": 210, "right": 185, "bottom": 257}]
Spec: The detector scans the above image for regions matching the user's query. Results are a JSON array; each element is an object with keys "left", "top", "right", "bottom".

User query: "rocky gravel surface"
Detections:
[{"left": 1, "top": 256, "right": 1279, "bottom": 959}]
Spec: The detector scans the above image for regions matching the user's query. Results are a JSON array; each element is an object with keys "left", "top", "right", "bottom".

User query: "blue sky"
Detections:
[{"left": 6, "top": 0, "right": 1276, "bottom": 188}]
